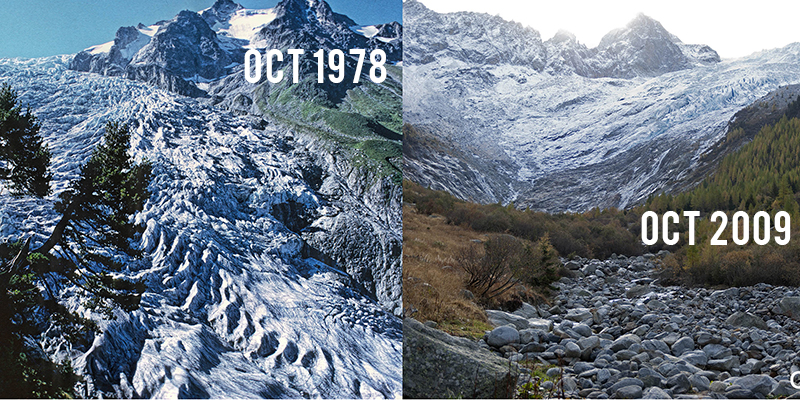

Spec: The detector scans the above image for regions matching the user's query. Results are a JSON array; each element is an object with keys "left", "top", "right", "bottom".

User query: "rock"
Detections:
[
  {"left": 689, "top": 374, "right": 710, "bottom": 391},
  {"left": 638, "top": 367, "right": 665, "bottom": 388},
  {"left": 730, "top": 375, "right": 777, "bottom": 396},
  {"left": 725, "top": 388, "right": 755, "bottom": 399},
  {"left": 615, "top": 385, "right": 644, "bottom": 399},
  {"left": 707, "top": 356, "right": 738, "bottom": 372},
  {"left": 528, "top": 318, "right": 553, "bottom": 332},
  {"left": 520, "top": 342, "right": 546, "bottom": 353},
  {"left": 579, "top": 335, "right": 600, "bottom": 351},
  {"left": 573, "top": 323, "right": 593, "bottom": 337},
  {"left": 565, "top": 261, "right": 581, "bottom": 270},
  {"left": 486, "top": 309, "right": 530, "bottom": 330},
  {"left": 647, "top": 299, "right": 666, "bottom": 310},
  {"left": 642, "top": 339, "right": 671, "bottom": 354},
  {"left": 626, "top": 284, "right": 652, "bottom": 298},
  {"left": 615, "top": 350, "right": 637, "bottom": 361},
  {"left": 666, "top": 373, "right": 691, "bottom": 392},
  {"left": 608, "top": 377, "right": 644, "bottom": 394},
  {"left": 566, "top": 308, "right": 593, "bottom": 322},
  {"left": 518, "top": 328, "right": 538, "bottom": 344},
  {"left": 773, "top": 296, "right": 800, "bottom": 321},
  {"left": 610, "top": 334, "right": 642, "bottom": 352},
  {"left": 702, "top": 343, "right": 732, "bottom": 360},
  {"left": 725, "top": 311, "right": 768, "bottom": 330},
  {"left": 424, "top": 320, "right": 438, "bottom": 328},
  {"left": 403, "top": 318, "right": 518, "bottom": 399},
  {"left": 696, "top": 332, "right": 721, "bottom": 346},
  {"left": 513, "top": 302, "right": 540, "bottom": 319},
  {"left": 670, "top": 336, "right": 694, "bottom": 357},
  {"left": 546, "top": 367, "right": 561, "bottom": 378},
  {"left": 574, "top": 361, "right": 594, "bottom": 374},
  {"left": 680, "top": 350, "right": 708, "bottom": 367},
  {"left": 597, "top": 368, "right": 612, "bottom": 384},
  {"left": 770, "top": 380, "right": 800, "bottom": 397},
  {"left": 642, "top": 386, "right": 671, "bottom": 399},
  {"left": 661, "top": 332, "right": 680, "bottom": 346},
  {"left": 709, "top": 381, "right": 727, "bottom": 392},
  {"left": 565, "top": 341, "right": 582, "bottom": 358},
  {"left": 561, "top": 376, "right": 578, "bottom": 392},
  {"left": 486, "top": 325, "right": 520, "bottom": 348}
]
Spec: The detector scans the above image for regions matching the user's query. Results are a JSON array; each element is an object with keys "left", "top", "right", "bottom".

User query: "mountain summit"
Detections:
[
  {"left": 69, "top": 0, "right": 402, "bottom": 97},
  {"left": 405, "top": 1, "right": 718, "bottom": 78}
]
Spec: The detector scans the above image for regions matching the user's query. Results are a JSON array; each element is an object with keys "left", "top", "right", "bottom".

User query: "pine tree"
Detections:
[
  {"left": 0, "top": 113, "right": 151, "bottom": 395},
  {"left": 0, "top": 83, "right": 51, "bottom": 197}
]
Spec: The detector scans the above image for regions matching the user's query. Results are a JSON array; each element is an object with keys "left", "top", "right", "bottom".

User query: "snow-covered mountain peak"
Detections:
[{"left": 550, "top": 29, "right": 578, "bottom": 44}]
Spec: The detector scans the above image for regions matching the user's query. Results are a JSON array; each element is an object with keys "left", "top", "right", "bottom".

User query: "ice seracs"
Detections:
[{"left": 1, "top": 33, "right": 401, "bottom": 400}]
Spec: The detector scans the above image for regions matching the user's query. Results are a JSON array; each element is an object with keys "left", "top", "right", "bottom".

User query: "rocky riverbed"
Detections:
[{"left": 478, "top": 253, "right": 800, "bottom": 398}]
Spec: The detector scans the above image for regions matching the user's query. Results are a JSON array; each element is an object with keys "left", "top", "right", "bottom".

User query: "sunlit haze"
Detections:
[{"left": 416, "top": 0, "right": 800, "bottom": 59}]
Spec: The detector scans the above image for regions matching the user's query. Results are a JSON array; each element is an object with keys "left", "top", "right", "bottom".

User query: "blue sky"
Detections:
[{"left": 0, "top": 0, "right": 402, "bottom": 58}]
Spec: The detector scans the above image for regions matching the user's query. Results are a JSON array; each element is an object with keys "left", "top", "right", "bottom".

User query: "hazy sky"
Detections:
[
  {"left": 0, "top": 0, "right": 402, "bottom": 58},
  {"left": 418, "top": 0, "right": 800, "bottom": 59}
]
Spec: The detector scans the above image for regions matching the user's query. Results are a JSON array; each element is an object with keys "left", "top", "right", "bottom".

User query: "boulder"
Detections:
[
  {"left": 642, "top": 386, "right": 671, "bottom": 399},
  {"left": 512, "top": 302, "right": 540, "bottom": 319},
  {"left": 528, "top": 318, "right": 553, "bottom": 332},
  {"left": 689, "top": 374, "right": 710, "bottom": 392},
  {"left": 615, "top": 385, "right": 643, "bottom": 399},
  {"left": 772, "top": 296, "right": 800, "bottom": 321},
  {"left": 638, "top": 367, "right": 665, "bottom": 388},
  {"left": 403, "top": 318, "right": 518, "bottom": 399},
  {"left": 566, "top": 308, "right": 592, "bottom": 322},
  {"left": 573, "top": 323, "right": 593, "bottom": 337},
  {"left": 626, "top": 284, "right": 652, "bottom": 298},
  {"left": 565, "top": 341, "right": 581, "bottom": 358},
  {"left": 486, "top": 309, "right": 530, "bottom": 330},
  {"left": 707, "top": 356, "right": 738, "bottom": 371},
  {"left": 670, "top": 336, "right": 694, "bottom": 357},
  {"left": 578, "top": 335, "right": 600, "bottom": 351},
  {"left": 608, "top": 377, "right": 644, "bottom": 394},
  {"left": 770, "top": 380, "right": 800, "bottom": 397},
  {"left": 680, "top": 350, "right": 708, "bottom": 367},
  {"left": 486, "top": 325, "right": 519, "bottom": 348},
  {"left": 725, "top": 311, "right": 768, "bottom": 330},
  {"left": 702, "top": 343, "right": 732, "bottom": 360},
  {"left": 565, "top": 260, "right": 581, "bottom": 270},
  {"left": 610, "top": 333, "right": 642, "bottom": 352},
  {"left": 728, "top": 375, "right": 777, "bottom": 396},
  {"left": 666, "top": 373, "right": 691, "bottom": 392}
]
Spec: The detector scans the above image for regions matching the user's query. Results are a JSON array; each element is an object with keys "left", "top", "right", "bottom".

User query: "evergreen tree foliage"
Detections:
[
  {"left": 0, "top": 83, "right": 51, "bottom": 197},
  {"left": 0, "top": 112, "right": 151, "bottom": 396}
]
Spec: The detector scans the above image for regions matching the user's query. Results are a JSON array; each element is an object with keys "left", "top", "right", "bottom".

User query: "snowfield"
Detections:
[{"left": 0, "top": 55, "right": 401, "bottom": 399}]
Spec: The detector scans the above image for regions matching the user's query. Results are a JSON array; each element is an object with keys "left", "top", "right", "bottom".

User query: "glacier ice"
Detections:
[{"left": 0, "top": 55, "right": 401, "bottom": 398}]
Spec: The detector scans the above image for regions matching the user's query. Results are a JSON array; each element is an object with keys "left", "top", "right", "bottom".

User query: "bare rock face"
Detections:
[{"left": 403, "top": 318, "right": 518, "bottom": 399}]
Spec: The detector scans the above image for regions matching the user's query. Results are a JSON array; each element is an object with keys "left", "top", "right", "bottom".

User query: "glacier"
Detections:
[
  {"left": 0, "top": 55, "right": 401, "bottom": 398},
  {"left": 404, "top": 0, "right": 800, "bottom": 212}
]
